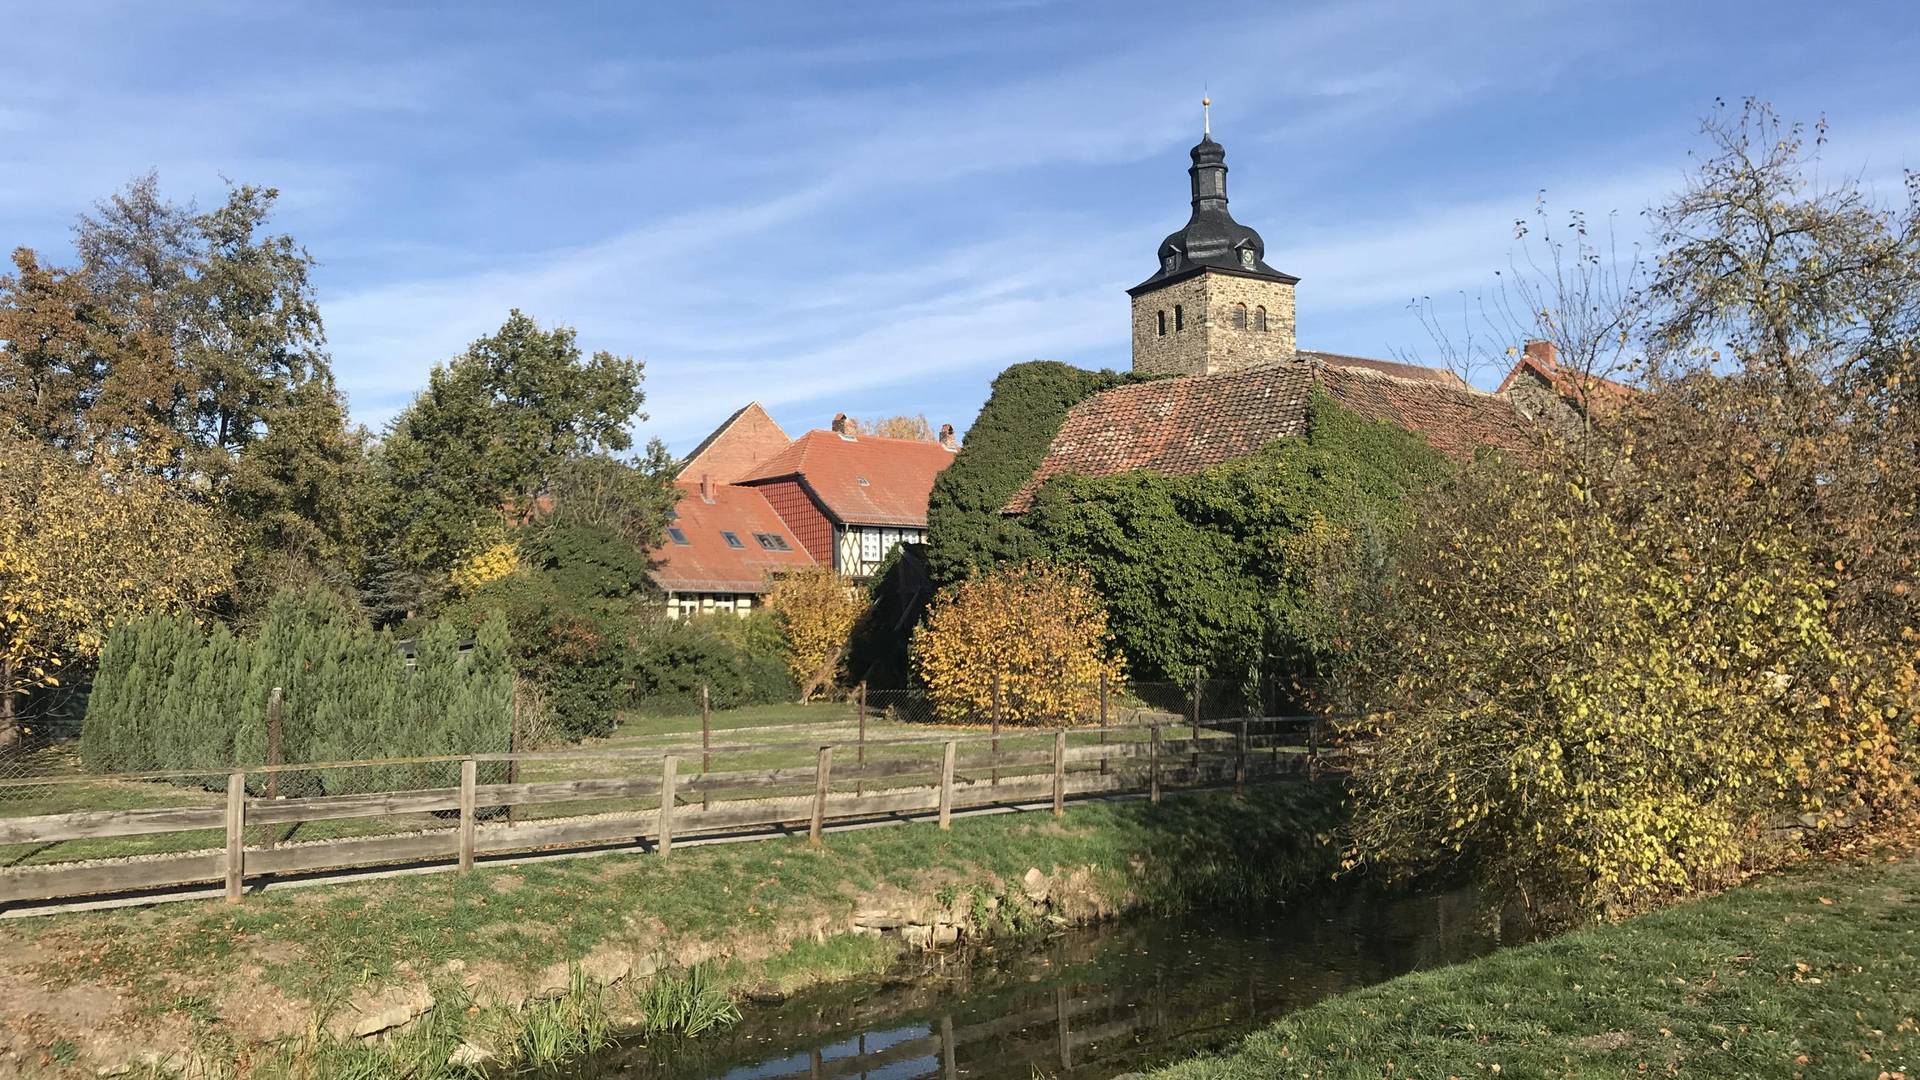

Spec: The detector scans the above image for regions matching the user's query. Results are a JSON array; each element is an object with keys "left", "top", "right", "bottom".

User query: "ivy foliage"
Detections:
[
  {"left": 1022, "top": 390, "right": 1447, "bottom": 691},
  {"left": 924, "top": 361, "right": 1142, "bottom": 589}
]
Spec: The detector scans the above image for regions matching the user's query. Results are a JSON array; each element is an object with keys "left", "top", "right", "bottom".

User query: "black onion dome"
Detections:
[{"left": 1130, "top": 134, "right": 1297, "bottom": 295}]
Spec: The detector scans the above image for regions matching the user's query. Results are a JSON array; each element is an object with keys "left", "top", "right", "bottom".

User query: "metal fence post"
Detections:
[
  {"left": 458, "top": 758, "right": 477, "bottom": 872},
  {"left": 1236, "top": 718, "right": 1248, "bottom": 793},
  {"left": 507, "top": 685, "right": 522, "bottom": 828},
  {"left": 224, "top": 772, "right": 246, "bottom": 902},
  {"left": 810, "top": 746, "right": 833, "bottom": 846},
  {"left": 939, "top": 740, "right": 956, "bottom": 830},
  {"left": 1307, "top": 720, "right": 1319, "bottom": 780},
  {"left": 262, "top": 687, "right": 284, "bottom": 849}
]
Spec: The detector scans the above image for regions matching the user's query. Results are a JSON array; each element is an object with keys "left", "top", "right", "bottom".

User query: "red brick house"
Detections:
[{"left": 736, "top": 419, "right": 959, "bottom": 577}]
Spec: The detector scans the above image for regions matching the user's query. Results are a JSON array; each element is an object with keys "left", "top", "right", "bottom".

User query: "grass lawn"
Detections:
[{"left": 1150, "top": 851, "right": 1920, "bottom": 1080}]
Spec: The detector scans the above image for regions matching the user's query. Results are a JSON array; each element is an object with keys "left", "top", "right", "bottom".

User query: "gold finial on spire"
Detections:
[{"left": 1202, "top": 96, "right": 1212, "bottom": 137}]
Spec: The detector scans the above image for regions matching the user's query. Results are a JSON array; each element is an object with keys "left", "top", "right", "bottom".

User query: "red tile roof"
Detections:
[
  {"left": 650, "top": 480, "right": 816, "bottom": 594},
  {"left": 1495, "top": 351, "right": 1637, "bottom": 413},
  {"left": 737, "top": 429, "right": 958, "bottom": 528},
  {"left": 1299, "top": 350, "right": 1468, "bottom": 387},
  {"left": 1005, "top": 359, "right": 1539, "bottom": 512},
  {"left": 679, "top": 402, "right": 792, "bottom": 484}
]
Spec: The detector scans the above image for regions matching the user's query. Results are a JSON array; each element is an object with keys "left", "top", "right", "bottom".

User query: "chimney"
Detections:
[
  {"left": 831, "top": 412, "right": 851, "bottom": 436},
  {"left": 938, "top": 422, "right": 959, "bottom": 451},
  {"left": 700, "top": 473, "right": 716, "bottom": 504},
  {"left": 1523, "top": 339, "right": 1558, "bottom": 370}
]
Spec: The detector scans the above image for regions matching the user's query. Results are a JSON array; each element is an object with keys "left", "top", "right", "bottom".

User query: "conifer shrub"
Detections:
[
  {"left": 627, "top": 614, "right": 794, "bottom": 710},
  {"left": 81, "top": 587, "right": 512, "bottom": 791}
]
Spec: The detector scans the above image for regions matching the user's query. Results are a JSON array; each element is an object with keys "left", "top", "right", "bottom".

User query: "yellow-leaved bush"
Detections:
[
  {"left": 1331, "top": 445, "right": 1915, "bottom": 924},
  {"left": 912, "top": 562, "right": 1125, "bottom": 725},
  {"left": 449, "top": 539, "right": 520, "bottom": 595},
  {"left": 764, "top": 566, "right": 865, "bottom": 698}
]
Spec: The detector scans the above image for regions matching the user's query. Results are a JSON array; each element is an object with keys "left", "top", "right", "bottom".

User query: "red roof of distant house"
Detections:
[
  {"left": 737, "top": 429, "right": 958, "bottom": 528},
  {"left": 650, "top": 479, "right": 815, "bottom": 594},
  {"left": 1005, "top": 359, "right": 1538, "bottom": 512},
  {"left": 679, "top": 402, "right": 792, "bottom": 484},
  {"left": 1300, "top": 350, "right": 1469, "bottom": 387},
  {"left": 1495, "top": 340, "right": 1638, "bottom": 413}
]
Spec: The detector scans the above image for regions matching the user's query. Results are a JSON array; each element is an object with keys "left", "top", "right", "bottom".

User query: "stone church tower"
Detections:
[{"left": 1129, "top": 110, "right": 1298, "bottom": 376}]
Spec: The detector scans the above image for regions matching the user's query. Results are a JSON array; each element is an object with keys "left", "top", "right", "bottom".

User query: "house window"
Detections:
[
  {"left": 721, "top": 531, "right": 744, "bottom": 549},
  {"left": 859, "top": 529, "right": 882, "bottom": 564},
  {"left": 1233, "top": 303, "right": 1248, "bottom": 330},
  {"left": 667, "top": 527, "right": 689, "bottom": 545},
  {"left": 1174, "top": 305, "right": 1184, "bottom": 331},
  {"left": 1254, "top": 306, "right": 1269, "bottom": 332},
  {"left": 1156, "top": 310, "right": 1166, "bottom": 336},
  {"left": 754, "top": 532, "right": 791, "bottom": 552}
]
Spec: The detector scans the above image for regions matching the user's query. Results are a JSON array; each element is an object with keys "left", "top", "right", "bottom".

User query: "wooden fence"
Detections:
[{"left": 0, "top": 718, "right": 1327, "bottom": 910}]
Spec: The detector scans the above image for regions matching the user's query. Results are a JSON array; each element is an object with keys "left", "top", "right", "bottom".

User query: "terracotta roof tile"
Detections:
[
  {"left": 738, "top": 429, "right": 958, "bottom": 527},
  {"left": 1299, "top": 350, "right": 1468, "bottom": 387},
  {"left": 650, "top": 480, "right": 815, "bottom": 594},
  {"left": 1005, "top": 359, "right": 1538, "bottom": 512}
]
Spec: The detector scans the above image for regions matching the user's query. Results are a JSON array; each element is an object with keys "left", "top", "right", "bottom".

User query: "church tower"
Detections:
[{"left": 1129, "top": 103, "right": 1298, "bottom": 376}]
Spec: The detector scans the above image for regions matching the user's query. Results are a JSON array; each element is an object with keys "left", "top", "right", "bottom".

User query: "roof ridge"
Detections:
[{"left": 1309, "top": 357, "right": 1498, "bottom": 397}]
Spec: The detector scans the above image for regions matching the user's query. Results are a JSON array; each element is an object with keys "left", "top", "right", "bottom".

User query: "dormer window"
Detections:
[
  {"left": 1163, "top": 254, "right": 1178, "bottom": 273},
  {"left": 1239, "top": 248, "right": 1256, "bottom": 269}
]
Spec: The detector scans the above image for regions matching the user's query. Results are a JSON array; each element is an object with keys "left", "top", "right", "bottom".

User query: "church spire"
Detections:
[{"left": 1129, "top": 106, "right": 1296, "bottom": 294}]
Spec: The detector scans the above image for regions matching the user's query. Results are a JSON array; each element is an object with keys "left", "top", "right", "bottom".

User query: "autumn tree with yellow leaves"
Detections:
[
  {"left": 1331, "top": 102, "right": 1919, "bottom": 924},
  {"left": 764, "top": 567, "right": 866, "bottom": 700},
  {"left": 0, "top": 435, "right": 234, "bottom": 747},
  {"left": 912, "top": 562, "right": 1124, "bottom": 725}
]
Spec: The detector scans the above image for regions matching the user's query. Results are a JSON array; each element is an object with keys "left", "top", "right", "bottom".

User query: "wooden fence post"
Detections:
[
  {"left": 700, "top": 683, "right": 711, "bottom": 811},
  {"left": 458, "top": 758, "right": 477, "bottom": 872},
  {"left": 810, "top": 746, "right": 833, "bottom": 847},
  {"left": 990, "top": 673, "right": 1002, "bottom": 787},
  {"left": 224, "top": 772, "right": 246, "bottom": 902},
  {"left": 1189, "top": 667, "right": 1203, "bottom": 772},
  {"left": 1307, "top": 720, "right": 1319, "bottom": 779},
  {"left": 1149, "top": 723, "right": 1161, "bottom": 805},
  {"left": 262, "top": 687, "right": 284, "bottom": 850},
  {"left": 658, "top": 755, "right": 678, "bottom": 855},
  {"left": 855, "top": 682, "right": 867, "bottom": 797},
  {"left": 938, "top": 740, "right": 956, "bottom": 830},
  {"left": 1098, "top": 672, "right": 1110, "bottom": 777},
  {"left": 1053, "top": 729, "right": 1066, "bottom": 816},
  {"left": 1236, "top": 718, "right": 1248, "bottom": 793},
  {"left": 507, "top": 685, "right": 521, "bottom": 828}
]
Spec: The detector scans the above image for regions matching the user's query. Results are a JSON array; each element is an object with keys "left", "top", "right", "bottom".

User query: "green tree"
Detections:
[
  {"left": 925, "top": 361, "right": 1142, "bottom": 589},
  {"left": 375, "top": 310, "right": 646, "bottom": 579}
]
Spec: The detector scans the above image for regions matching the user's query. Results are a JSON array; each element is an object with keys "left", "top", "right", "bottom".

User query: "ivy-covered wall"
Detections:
[{"left": 1021, "top": 390, "right": 1448, "bottom": 695}]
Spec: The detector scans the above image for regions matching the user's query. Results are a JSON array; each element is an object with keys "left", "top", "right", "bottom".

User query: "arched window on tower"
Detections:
[
  {"left": 1156, "top": 310, "right": 1166, "bottom": 336},
  {"left": 1233, "top": 303, "right": 1248, "bottom": 330},
  {"left": 1254, "top": 306, "right": 1269, "bottom": 332},
  {"left": 1174, "top": 305, "right": 1184, "bottom": 331}
]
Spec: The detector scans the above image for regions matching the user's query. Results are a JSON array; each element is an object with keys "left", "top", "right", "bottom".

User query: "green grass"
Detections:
[{"left": 1149, "top": 852, "right": 1920, "bottom": 1079}]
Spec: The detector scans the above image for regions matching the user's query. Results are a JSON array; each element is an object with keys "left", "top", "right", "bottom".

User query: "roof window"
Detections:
[
  {"left": 754, "top": 533, "right": 792, "bottom": 552},
  {"left": 667, "top": 527, "right": 689, "bottom": 545},
  {"left": 721, "top": 531, "right": 744, "bottom": 549}
]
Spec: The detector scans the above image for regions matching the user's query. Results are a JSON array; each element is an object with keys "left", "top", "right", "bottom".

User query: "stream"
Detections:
[{"left": 563, "top": 884, "right": 1526, "bottom": 1079}]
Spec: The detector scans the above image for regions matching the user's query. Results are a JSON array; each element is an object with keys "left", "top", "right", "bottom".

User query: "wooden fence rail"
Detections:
[{"left": 0, "top": 719, "right": 1333, "bottom": 909}]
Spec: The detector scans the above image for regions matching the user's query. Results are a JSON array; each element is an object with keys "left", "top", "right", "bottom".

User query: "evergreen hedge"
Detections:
[{"left": 81, "top": 589, "right": 513, "bottom": 792}]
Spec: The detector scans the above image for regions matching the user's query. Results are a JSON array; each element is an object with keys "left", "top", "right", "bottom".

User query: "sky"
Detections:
[{"left": 3, "top": 1, "right": 1918, "bottom": 454}]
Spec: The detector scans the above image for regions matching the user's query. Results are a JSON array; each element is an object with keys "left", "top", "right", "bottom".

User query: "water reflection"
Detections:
[{"left": 569, "top": 885, "right": 1520, "bottom": 1079}]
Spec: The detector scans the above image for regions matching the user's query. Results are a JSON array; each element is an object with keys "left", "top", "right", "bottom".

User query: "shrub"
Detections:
[
  {"left": 911, "top": 562, "right": 1124, "bottom": 725},
  {"left": 443, "top": 571, "right": 625, "bottom": 740},
  {"left": 763, "top": 567, "right": 864, "bottom": 699},
  {"left": 81, "top": 587, "right": 512, "bottom": 791},
  {"left": 627, "top": 615, "right": 794, "bottom": 710}
]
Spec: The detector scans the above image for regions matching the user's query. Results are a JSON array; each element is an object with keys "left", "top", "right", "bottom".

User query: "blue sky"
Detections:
[{"left": 4, "top": 1, "right": 1917, "bottom": 453}]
